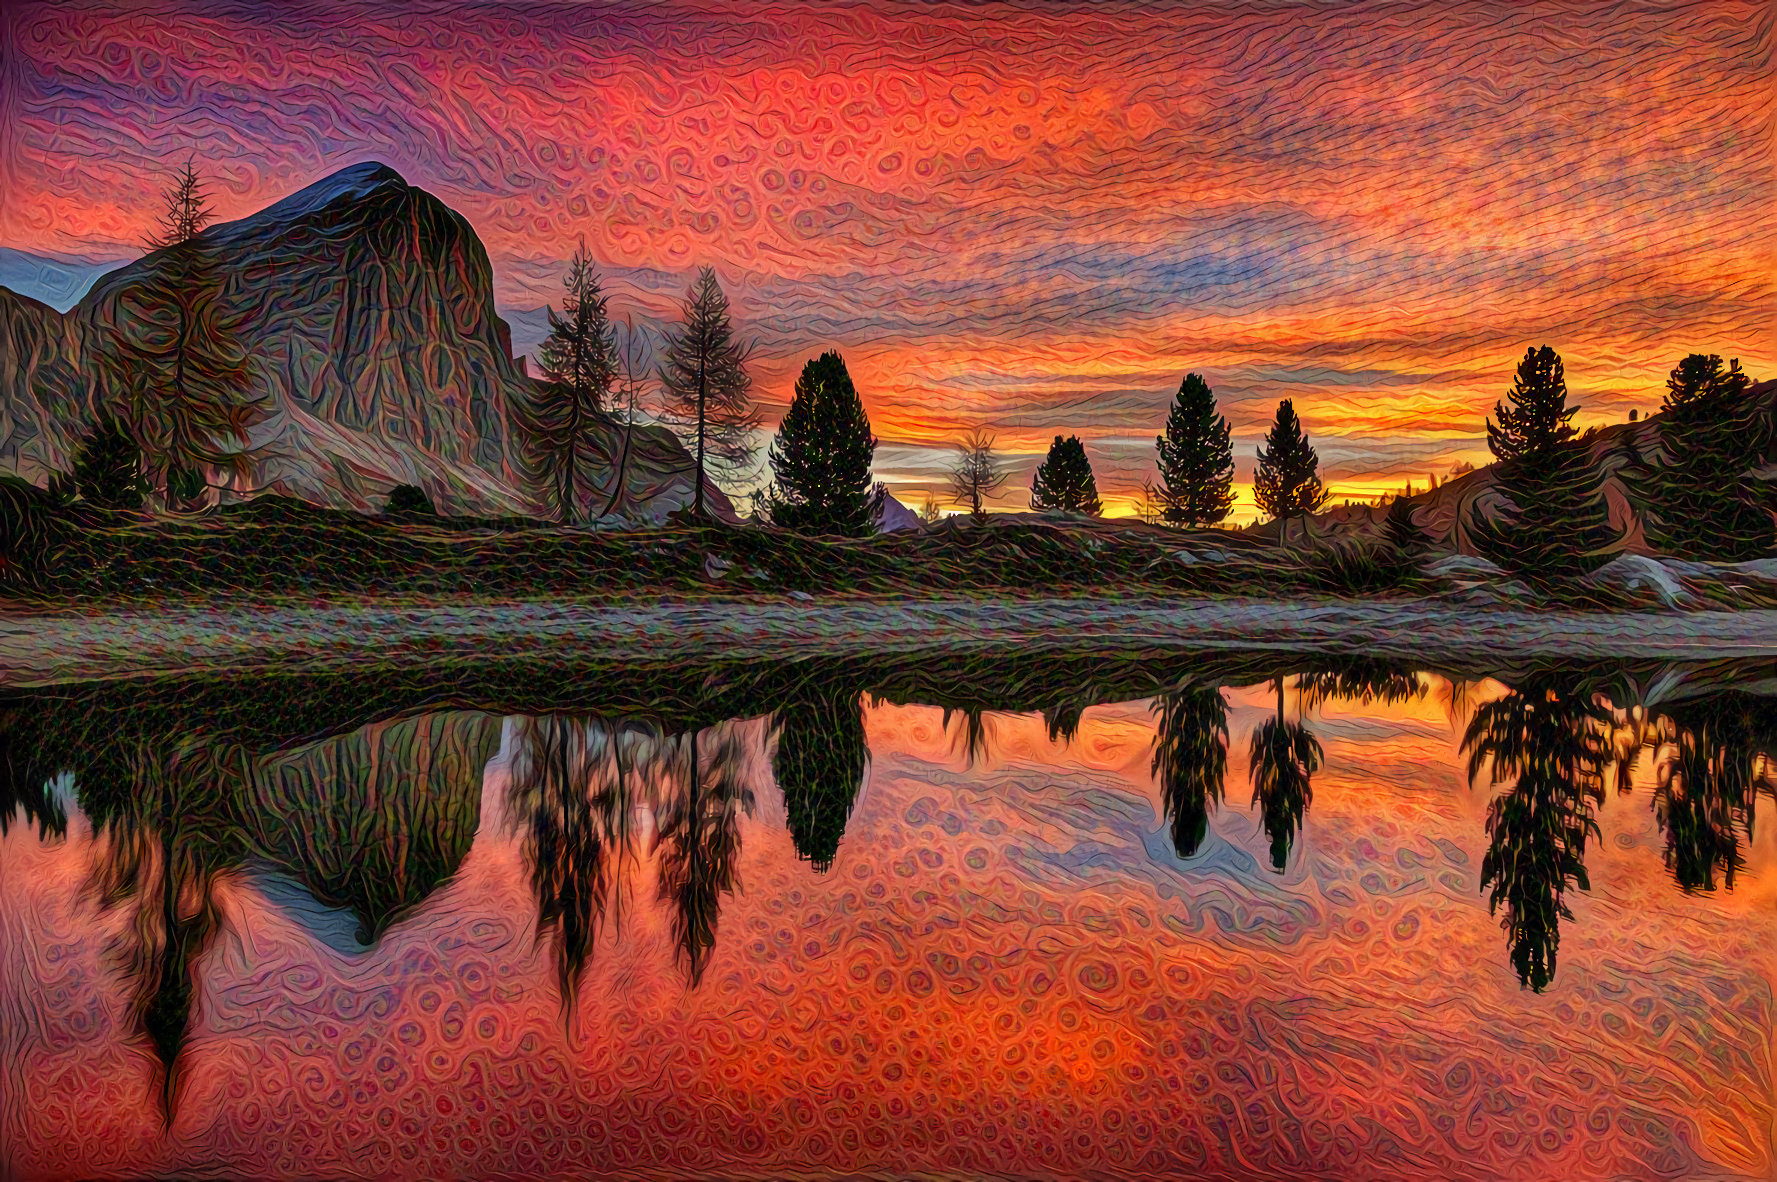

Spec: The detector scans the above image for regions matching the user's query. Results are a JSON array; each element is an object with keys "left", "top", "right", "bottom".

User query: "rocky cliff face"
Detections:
[
  {"left": 0, "top": 287, "right": 85, "bottom": 484},
  {"left": 0, "top": 162, "right": 727, "bottom": 519}
]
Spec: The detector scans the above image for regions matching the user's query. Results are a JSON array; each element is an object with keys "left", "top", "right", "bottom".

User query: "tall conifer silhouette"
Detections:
[
  {"left": 519, "top": 246, "right": 617, "bottom": 523},
  {"left": 768, "top": 350, "right": 879, "bottom": 536},
  {"left": 1253, "top": 400, "right": 1327, "bottom": 547},
  {"left": 1471, "top": 346, "right": 1615, "bottom": 581},
  {"left": 1639, "top": 354, "right": 1770, "bottom": 560},
  {"left": 1155, "top": 373, "right": 1234, "bottom": 526},
  {"left": 659, "top": 267, "right": 758, "bottom": 518},
  {"left": 1029, "top": 435, "right": 1102, "bottom": 515}
]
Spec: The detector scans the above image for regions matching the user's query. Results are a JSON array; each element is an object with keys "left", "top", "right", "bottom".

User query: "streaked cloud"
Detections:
[{"left": 4, "top": 0, "right": 1768, "bottom": 509}]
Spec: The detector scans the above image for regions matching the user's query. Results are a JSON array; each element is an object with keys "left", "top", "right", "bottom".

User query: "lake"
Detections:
[{"left": 3, "top": 651, "right": 1773, "bottom": 1180}]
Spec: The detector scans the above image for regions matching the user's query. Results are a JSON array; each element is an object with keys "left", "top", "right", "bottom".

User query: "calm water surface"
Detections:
[{"left": 2, "top": 656, "right": 1774, "bottom": 1180}]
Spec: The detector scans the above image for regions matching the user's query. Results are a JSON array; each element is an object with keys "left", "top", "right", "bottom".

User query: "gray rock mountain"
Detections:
[{"left": 1, "top": 162, "right": 728, "bottom": 519}]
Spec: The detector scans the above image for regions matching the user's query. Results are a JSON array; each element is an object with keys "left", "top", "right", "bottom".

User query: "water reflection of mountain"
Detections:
[
  {"left": 251, "top": 712, "right": 500, "bottom": 944},
  {"left": 4, "top": 649, "right": 1777, "bottom": 1095}
]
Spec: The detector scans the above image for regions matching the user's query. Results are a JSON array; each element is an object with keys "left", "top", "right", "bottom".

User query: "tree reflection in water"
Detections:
[
  {"left": 1043, "top": 702, "right": 1085, "bottom": 746},
  {"left": 1647, "top": 698, "right": 1777, "bottom": 894},
  {"left": 1150, "top": 684, "right": 1228, "bottom": 858},
  {"left": 656, "top": 725, "right": 755, "bottom": 986},
  {"left": 1297, "top": 660, "right": 1426, "bottom": 710},
  {"left": 1248, "top": 677, "right": 1323, "bottom": 872},
  {"left": 943, "top": 705, "right": 992, "bottom": 767},
  {"left": 1464, "top": 680, "right": 1613, "bottom": 992},
  {"left": 6, "top": 652, "right": 1777, "bottom": 1117},
  {"left": 84, "top": 738, "right": 246, "bottom": 1125},
  {"left": 772, "top": 689, "right": 869, "bottom": 873},
  {"left": 508, "top": 717, "right": 649, "bottom": 1012}
]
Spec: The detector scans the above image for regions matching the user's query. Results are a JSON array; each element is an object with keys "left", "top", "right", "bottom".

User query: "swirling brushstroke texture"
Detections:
[
  {"left": 4, "top": 695, "right": 1775, "bottom": 1179},
  {"left": 1, "top": 0, "right": 1772, "bottom": 512}
]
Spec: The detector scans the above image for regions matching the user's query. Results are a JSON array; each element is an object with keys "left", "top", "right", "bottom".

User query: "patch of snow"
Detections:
[
  {"left": 1654, "top": 558, "right": 1717, "bottom": 577},
  {"left": 1589, "top": 554, "right": 1693, "bottom": 608},
  {"left": 220, "top": 162, "right": 407, "bottom": 237},
  {"left": 1720, "top": 558, "right": 1777, "bottom": 581},
  {"left": 877, "top": 494, "right": 923, "bottom": 533},
  {"left": 1426, "top": 555, "right": 1506, "bottom": 580}
]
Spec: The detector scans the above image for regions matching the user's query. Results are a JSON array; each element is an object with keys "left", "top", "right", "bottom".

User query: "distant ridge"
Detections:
[{"left": 0, "top": 247, "right": 130, "bottom": 312}]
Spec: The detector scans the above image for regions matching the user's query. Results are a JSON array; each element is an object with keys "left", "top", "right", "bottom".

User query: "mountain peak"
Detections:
[{"left": 217, "top": 161, "right": 410, "bottom": 238}]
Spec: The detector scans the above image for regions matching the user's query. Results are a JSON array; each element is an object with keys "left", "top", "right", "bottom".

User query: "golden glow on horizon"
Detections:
[{"left": 3, "top": 0, "right": 1768, "bottom": 505}]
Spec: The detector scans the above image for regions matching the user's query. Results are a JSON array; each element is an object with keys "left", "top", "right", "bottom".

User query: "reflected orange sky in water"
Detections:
[{"left": 4, "top": 689, "right": 1773, "bottom": 1179}]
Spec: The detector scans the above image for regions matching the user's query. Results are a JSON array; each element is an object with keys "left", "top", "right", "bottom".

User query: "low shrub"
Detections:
[
  {"left": 384, "top": 484, "right": 434, "bottom": 517},
  {"left": 1302, "top": 539, "right": 1416, "bottom": 595}
]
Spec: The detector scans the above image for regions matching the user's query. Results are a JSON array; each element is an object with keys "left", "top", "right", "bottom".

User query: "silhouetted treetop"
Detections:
[
  {"left": 769, "top": 350, "right": 879, "bottom": 537},
  {"left": 1155, "top": 372, "right": 1235, "bottom": 527},
  {"left": 1488, "top": 346, "right": 1577, "bottom": 464},
  {"left": 1029, "top": 434, "right": 1102, "bottom": 516}
]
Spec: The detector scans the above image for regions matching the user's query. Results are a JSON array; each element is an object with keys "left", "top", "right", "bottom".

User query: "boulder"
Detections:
[{"left": 1587, "top": 554, "right": 1693, "bottom": 608}]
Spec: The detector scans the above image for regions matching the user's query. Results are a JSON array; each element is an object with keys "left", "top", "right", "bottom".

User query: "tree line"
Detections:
[{"left": 34, "top": 164, "right": 1773, "bottom": 579}]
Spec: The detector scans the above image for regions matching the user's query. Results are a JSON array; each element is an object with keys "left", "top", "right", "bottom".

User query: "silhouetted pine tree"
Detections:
[
  {"left": 768, "top": 351, "right": 880, "bottom": 536},
  {"left": 71, "top": 416, "right": 147, "bottom": 510},
  {"left": 1487, "top": 346, "right": 1577, "bottom": 463},
  {"left": 948, "top": 430, "right": 1008, "bottom": 521},
  {"left": 658, "top": 268, "right": 759, "bottom": 519},
  {"left": 1028, "top": 434, "right": 1102, "bottom": 515},
  {"left": 1155, "top": 373, "right": 1234, "bottom": 527},
  {"left": 519, "top": 247, "right": 617, "bottom": 523},
  {"left": 1253, "top": 399, "right": 1327, "bottom": 547},
  {"left": 150, "top": 160, "right": 214, "bottom": 249},
  {"left": 99, "top": 162, "right": 264, "bottom": 509},
  {"left": 1639, "top": 354, "right": 1772, "bottom": 561},
  {"left": 1471, "top": 346, "right": 1615, "bottom": 582}
]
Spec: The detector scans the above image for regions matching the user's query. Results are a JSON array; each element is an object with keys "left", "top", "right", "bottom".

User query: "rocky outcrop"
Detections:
[
  {"left": 0, "top": 287, "right": 85, "bottom": 483},
  {"left": 0, "top": 162, "right": 728, "bottom": 519}
]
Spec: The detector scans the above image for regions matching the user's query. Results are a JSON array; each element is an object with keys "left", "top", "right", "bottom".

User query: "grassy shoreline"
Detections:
[{"left": 13, "top": 496, "right": 1770, "bottom": 609}]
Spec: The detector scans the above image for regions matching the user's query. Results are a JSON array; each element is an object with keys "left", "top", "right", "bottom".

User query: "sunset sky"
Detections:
[{"left": 2, "top": 0, "right": 1771, "bottom": 516}]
